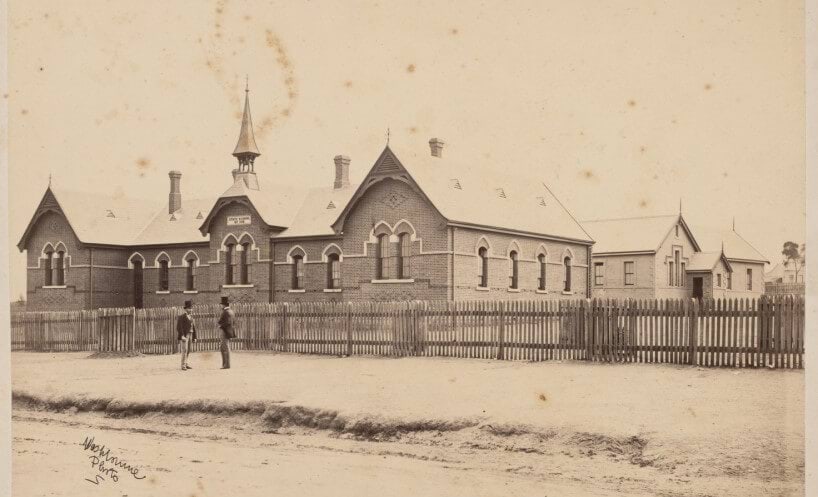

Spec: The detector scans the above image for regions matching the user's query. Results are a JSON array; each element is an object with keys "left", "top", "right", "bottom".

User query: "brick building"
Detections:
[
  {"left": 582, "top": 214, "right": 767, "bottom": 300},
  {"left": 18, "top": 90, "right": 594, "bottom": 311}
]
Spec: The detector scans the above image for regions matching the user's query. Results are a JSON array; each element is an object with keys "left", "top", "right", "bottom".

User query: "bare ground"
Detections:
[{"left": 11, "top": 351, "right": 805, "bottom": 496}]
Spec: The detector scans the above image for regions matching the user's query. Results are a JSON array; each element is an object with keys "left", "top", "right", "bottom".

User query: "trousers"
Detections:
[
  {"left": 220, "top": 331, "right": 231, "bottom": 368},
  {"left": 180, "top": 336, "right": 191, "bottom": 368}
]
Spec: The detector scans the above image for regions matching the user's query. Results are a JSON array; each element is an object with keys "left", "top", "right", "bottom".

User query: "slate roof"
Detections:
[
  {"left": 687, "top": 251, "right": 731, "bottom": 272},
  {"left": 133, "top": 198, "right": 214, "bottom": 245},
  {"left": 373, "top": 144, "right": 593, "bottom": 243},
  {"left": 694, "top": 228, "right": 769, "bottom": 263},
  {"left": 580, "top": 215, "right": 681, "bottom": 254},
  {"left": 275, "top": 185, "right": 359, "bottom": 238}
]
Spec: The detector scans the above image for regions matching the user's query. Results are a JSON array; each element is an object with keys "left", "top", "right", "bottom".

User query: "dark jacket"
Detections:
[
  {"left": 176, "top": 312, "right": 197, "bottom": 341},
  {"left": 218, "top": 307, "right": 236, "bottom": 339}
]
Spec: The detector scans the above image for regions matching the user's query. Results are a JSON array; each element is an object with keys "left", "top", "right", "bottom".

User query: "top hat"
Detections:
[
  {"left": 220, "top": 296, "right": 230, "bottom": 306},
  {"left": 183, "top": 300, "right": 193, "bottom": 309}
]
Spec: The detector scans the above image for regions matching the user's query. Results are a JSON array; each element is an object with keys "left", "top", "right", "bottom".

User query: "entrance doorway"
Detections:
[
  {"left": 133, "top": 261, "right": 144, "bottom": 308},
  {"left": 692, "top": 277, "right": 703, "bottom": 299}
]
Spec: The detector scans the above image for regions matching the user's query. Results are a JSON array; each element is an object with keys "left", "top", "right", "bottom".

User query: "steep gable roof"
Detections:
[
  {"left": 332, "top": 145, "right": 593, "bottom": 243},
  {"left": 581, "top": 214, "right": 699, "bottom": 254},
  {"left": 133, "top": 198, "right": 215, "bottom": 246},
  {"left": 275, "top": 185, "right": 359, "bottom": 239},
  {"left": 694, "top": 228, "right": 769, "bottom": 264},
  {"left": 687, "top": 251, "right": 733, "bottom": 272}
]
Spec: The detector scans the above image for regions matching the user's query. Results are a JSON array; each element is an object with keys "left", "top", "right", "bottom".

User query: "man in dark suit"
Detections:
[
  {"left": 217, "top": 296, "right": 235, "bottom": 369},
  {"left": 176, "top": 300, "right": 197, "bottom": 371}
]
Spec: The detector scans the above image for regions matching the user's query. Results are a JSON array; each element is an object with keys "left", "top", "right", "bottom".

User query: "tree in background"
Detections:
[{"left": 781, "top": 241, "right": 806, "bottom": 283}]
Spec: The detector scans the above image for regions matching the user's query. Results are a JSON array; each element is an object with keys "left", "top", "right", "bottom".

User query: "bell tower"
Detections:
[{"left": 231, "top": 79, "right": 261, "bottom": 190}]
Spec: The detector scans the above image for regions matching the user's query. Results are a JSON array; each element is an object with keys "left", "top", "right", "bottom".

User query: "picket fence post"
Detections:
[
  {"left": 689, "top": 298, "right": 699, "bottom": 366},
  {"left": 497, "top": 301, "right": 506, "bottom": 360}
]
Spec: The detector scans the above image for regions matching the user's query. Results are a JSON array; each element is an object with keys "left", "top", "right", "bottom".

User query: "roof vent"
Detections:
[
  {"left": 450, "top": 179, "right": 462, "bottom": 190},
  {"left": 326, "top": 200, "right": 336, "bottom": 209},
  {"left": 196, "top": 211, "right": 204, "bottom": 219},
  {"left": 536, "top": 196, "right": 547, "bottom": 207},
  {"left": 106, "top": 210, "right": 115, "bottom": 218},
  {"left": 496, "top": 188, "right": 507, "bottom": 199},
  {"left": 169, "top": 214, "right": 177, "bottom": 221}
]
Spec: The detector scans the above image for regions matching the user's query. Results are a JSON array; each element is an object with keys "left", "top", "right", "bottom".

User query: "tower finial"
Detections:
[
  {"left": 679, "top": 198, "right": 682, "bottom": 215},
  {"left": 48, "top": 173, "right": 52, "bottom": 187},
  {"left": 245, "top": 74, "right": 249, "bottom": 93},
  {"left": 732, "top": 217, "right": 735, "bottom": 231},
  {"left": 387, "top": 127, "right": 390, "bottom": 145}
]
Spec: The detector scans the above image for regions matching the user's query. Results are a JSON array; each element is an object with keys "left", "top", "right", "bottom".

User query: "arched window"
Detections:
[
  {"left": 563, "top": 256, "right": 572, "bottom": 292},
  {"left": 158, "top": 259, "right": 169, "bottom": 291},
  {"left": 376, "top": 234, "right": 390, "bottom": 280},
  {"left": 43, "top": 248, "right": 53, "bottom": 286},
  {"left": 186, "top": 256, "right": 196, "bottom": 291},
  {"left": 397, "top": 233, "right": 411, "bottom": 279},
  {"left": 327, "top": 253, "right": 341, "bottom": 289},
  {"left": 225, "top": 243, "right": 236, "bottom": 285},
  {"left": 478, "top": 247, "right": 489, "bottom": 288},
  {"left": 55, "top": 250, "right": 66, "bottom": 286},
  {"left": 240, "top": 242, "right": 251, "bottom": 284},
  {"left": 508, "top": 251, "right": 519, "bottom": 289},
  {"left": 537, "top": 254, "right": 547, "bottom": 291},
  {"left": 292, "top": 254, "right": 305, "bottom": 289}
]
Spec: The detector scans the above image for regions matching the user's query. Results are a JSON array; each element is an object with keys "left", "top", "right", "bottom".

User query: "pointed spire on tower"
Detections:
[{"left": 232, "top": 78, "right": 261, "bottom": 172}]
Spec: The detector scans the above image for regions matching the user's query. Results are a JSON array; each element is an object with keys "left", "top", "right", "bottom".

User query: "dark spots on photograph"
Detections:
[
  {"left": 627, "top": 99, "right": 636, "bottom": 107},
  {"left": 39, "top": 67, "right": 44, "bottom": 72},
  {"left": 639, "top": 199, "right": 649, "bottom": 208},
  {"left": 579, "top": 130, "right": 584, "bottom": 136},
  {"left": 640, "top": 146, "right": 646, "bottom": 153},
  {"left": 21, "top": 109, "right": 28, "bottom": 115},
  {"left": 653, "top": 174, "right": 659, "bottom": 180},
  {"left": 722, "top": 172, "right": 729, "bottom": 178},
  {"left": 406, "top": 63, "right": 416, "bottom": 73},
  {"left": 671, "top": 119, "right": 677, "bottom": 125},
  {"left": 451, "top": 28, "right": 459, "bottom": 35},
  {"left": 408, "top": 126, "right": 418, "bottom": 134},
  {"left": 538, "top": 393, "right": 547, "bottom": 402},
  {"left": 243, "top": 14, "right": 251, "bottom": 21},
  {"left": 136, "top": 158, "right": 151, "bottom": 170},
  {"left": 704, "top": 83, "right": 712, "bottom": 91},
  {"left": 343, "top": 80, "right": 353, "bottom": 88},
  {"left": 238, "top": 36, "right": 245, "bottom": 44},
  {"left": 580, "top": 169, "right": 594, "bottom": 179}
]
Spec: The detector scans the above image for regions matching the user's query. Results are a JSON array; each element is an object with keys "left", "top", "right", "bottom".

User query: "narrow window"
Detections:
[
  {"left": 726, "top": 271, "right": 732, "bottom": 290},
  {"left": 668, "top": 262, "right": 674, "bottom": 286},
  {"left": 55, "top": 251, "right": 65, "bottom": 286},
  {"left": 624, "top": 261, "right": 635, "bottom": 286},
  {"left": 44, "top": 250, "right": 53, "bottom": 286},
  {"left": 376, "top": 234, "right": 390, "bottom": 280},
  {"left": 478, "top": 247, "right": 489, "bottom": 288},
  {"left": 674, "top": 250, "right": 680, "bottom": 286},
  {"left": 746, "top": 268, "right": 753, "bottom": 291},
  {"left": 397, "top": 233, "right": 411, "bottom": 279},
  {"left": 680, "top": 262, "right": 686, "bottom": 287},
  {"left": 537, "top": 254, "right": 547, "bottom": 291},
  {"left": 594, "top": 262, "right": 604, "bottom": 286},
  {"left": 159, "top": 259, "right": 169, "bottom": 291},
  {"left": 225, "top": 243, "right": 235, "bottom": 285},
  {"left": 675, "top": 224, "right": 679, "bottom": 237},
  {"left": 716, "top": 273, "right": 722, "bottom": 288},
  {"left": 509, "top": 251, "right": 519, "bottom": 289},
  {"left": 292, "top": 254, "right": 304, "bottom": 289},
  {"left": 186, "top": 257, "right": 196, "bottom": 291},
  {"left": 327, "top": 253, "right": 341, "bottom": 289},
  {"left": 240, "top": 242, "right": 251, "bottom": 284},
  {"left": 563, "top": 256, "right": 572, "bottom": 292}
]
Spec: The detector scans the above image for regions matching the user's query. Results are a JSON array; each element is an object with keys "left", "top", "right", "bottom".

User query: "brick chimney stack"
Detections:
[
  {"left": 429, "top": 138, "right": 445, "bottom": 158},
  {"left": 334, "top": 155, "right": 350, "bottom": 189},
  {"left": 168, "top": 171, "right": 182, "bottom": 214}
]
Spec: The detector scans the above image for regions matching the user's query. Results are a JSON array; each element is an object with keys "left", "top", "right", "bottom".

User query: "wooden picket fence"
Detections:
[{"left": 9, "top": 296, "right": 806, "bottom": 369}]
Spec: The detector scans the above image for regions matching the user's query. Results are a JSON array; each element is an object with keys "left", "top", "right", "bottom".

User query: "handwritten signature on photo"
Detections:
[{"left": 81, "top": 436, "right": 147, "bottom": 485}]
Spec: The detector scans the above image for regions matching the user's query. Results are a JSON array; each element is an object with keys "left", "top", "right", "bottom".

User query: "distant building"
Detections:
[
  {"left": 765, "top": 261, "right": 805, "bottom": 284},
  {"left": 17, "top": 89, "right": 593, "bottom": 311},
  {"left": 582, "top": 214, "right": 768, "bottom": 299}
]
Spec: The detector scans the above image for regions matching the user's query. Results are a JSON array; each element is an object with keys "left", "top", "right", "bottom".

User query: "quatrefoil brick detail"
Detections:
[{"left": 380, "top": 191, "right": 408, "bottom": 209}]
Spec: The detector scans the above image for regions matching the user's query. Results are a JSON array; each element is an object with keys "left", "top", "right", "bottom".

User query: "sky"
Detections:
[{"left": 5, "top": 0, "right": 806, "bottom": 301}]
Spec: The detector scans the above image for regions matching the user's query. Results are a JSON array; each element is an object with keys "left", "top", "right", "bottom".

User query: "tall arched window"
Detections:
[
  {"left": 158, "top": 259, "right": 169, "bottom": 291},
  {"left": 563, "top": 256, "right": 572, "bottom": 292},
  {"left": 55, "top": 250, "right": 66, "bottom": 286},
  {"left": 537, "top": 254, "right": 547, "bottom": 291},
  {"left": 478, "top": 247, "right": 489, "bottom": 288},
  {"left": 240, "top": 242, "right": 251, "bottom": 284},
  {"left": 376, "top": 234, "right": 390, "bottom": 280},
  {"left": 327, "top": 253, "right": 341, "bottom": 289},
  {"left": 225, "top": 243, "right": 236, "bottom": 285},
  {"left": 508, "top": 251, "right": 519, "bottom": 289},
  {"left": 186, "top": 256, "right": 196, "bottom": 291},
  {"left": 292, "top": 254, "right": 305, "bottom": 289},
  {"left": 397, "top": 233, "right": 411, "bottom": 279},
  {"left": 43, "top": 248, "right": 53, "bottom": 286}
]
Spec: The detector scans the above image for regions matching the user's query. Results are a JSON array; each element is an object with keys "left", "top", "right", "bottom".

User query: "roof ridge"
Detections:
[
  {"left": 539, "top": 182, "right": 594, "bottom": 242},
  {"left": 729, "top": 230, "right": 770, "bottom": 262},
  {"left": 580, "top": 214, "right": 677, "bottom": 223}
]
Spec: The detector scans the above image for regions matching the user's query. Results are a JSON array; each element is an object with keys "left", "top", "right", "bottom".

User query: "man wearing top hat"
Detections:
[
  {"left": 176, "top": 300, "right": 198, "bottom": 371},
  {"left": 217, "top": 296, "right": 235, "bottom": 369}
]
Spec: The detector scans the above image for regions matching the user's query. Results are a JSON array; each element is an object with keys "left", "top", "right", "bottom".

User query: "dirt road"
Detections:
[{"left": 11, "top": 352, "right": 804, "bottom": 496}]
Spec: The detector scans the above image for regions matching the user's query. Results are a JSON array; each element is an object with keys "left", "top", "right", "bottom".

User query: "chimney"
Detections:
[
  {"left": 168, "top": 171, "right": 182, "bottom": 214},
  {"left": 429, "top": 138, "right": 445, "bottom": 158},
  {"left": 333, "top": 155, "right": 350, "bottom": 189}
]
